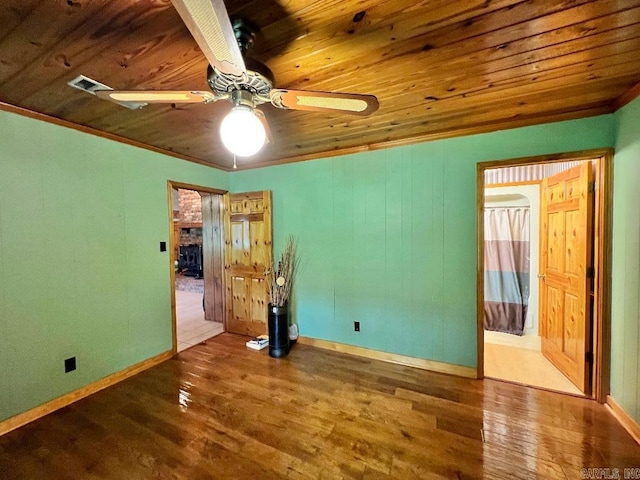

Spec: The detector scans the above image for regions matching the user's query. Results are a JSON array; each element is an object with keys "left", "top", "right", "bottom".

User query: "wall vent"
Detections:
[{"left": 67, "top": 75, "right": 147, "bottom": 110}]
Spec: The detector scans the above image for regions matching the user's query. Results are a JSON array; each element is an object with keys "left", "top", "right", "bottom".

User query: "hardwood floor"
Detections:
[{"left": 1, "top": 333, "right": 638, "bottom": 479}]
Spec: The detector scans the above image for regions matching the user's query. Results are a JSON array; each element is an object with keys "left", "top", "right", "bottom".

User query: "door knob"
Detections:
[{"left": 538, "top": 273, "right": 546, "bottom": 279}]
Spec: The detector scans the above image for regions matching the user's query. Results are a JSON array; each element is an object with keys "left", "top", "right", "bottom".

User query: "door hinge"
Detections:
[
  {"left": 587, "top": 267, "right": 595, "bottom": 278},
  {"left": 588, "top": 182, "right": 596, "bottom": 193},
  {"left": 586, "top": 351, "right": 594, "bottom": 364}
]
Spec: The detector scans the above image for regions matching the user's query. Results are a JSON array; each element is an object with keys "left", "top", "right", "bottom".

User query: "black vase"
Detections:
[{"left": 268, "top": 303, "right": 290, "bottom": 358}]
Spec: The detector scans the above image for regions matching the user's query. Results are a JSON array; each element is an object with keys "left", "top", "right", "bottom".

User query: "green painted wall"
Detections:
[
  {"left": 2, "top": 101, "right": 630, "bottom": 424},
  {"left": 231, "top": 115, "right": 615, "bottom": 368},
  {"left": 0, "top": 110, "right": 228, "bottom": 421},
  {"left": 611, "top": 96, "right": 640, "bottom": 423}
]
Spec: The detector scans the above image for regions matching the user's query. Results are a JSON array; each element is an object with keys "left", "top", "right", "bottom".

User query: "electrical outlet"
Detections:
[
  {"left": 354, "top": 321, "right": 360, "bottom": 332},
  {"left": 64, "top": 357, "right": 76, "bottom": 373}
]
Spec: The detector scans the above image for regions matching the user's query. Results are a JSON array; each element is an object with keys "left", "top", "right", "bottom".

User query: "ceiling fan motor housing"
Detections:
[
  {"left": 206, "top": 17, "right": 274, "bottom": 101},
  {"left": 207, "top": 59, "right": 274, "bottom": 99},
  {"left": 230, "top": 89, "right": 255, "bottom": 108}
]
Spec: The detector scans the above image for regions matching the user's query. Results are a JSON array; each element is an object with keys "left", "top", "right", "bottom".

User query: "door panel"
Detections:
[
  {"left": 249, "top": 221, "right": 266, "bottom": 266},
  {"left": 230, "top": 221, "right": 245, "bottom": 265},
  {"left": 545, "top": 285, "right": 563, "bottom": 350},
  {"left": 564, "top": 293, "right": 580, "bottom": 361},
  {"left": 202, "top": 193, "right": 224, "bottom": 323},
  {"left": 250, "top": 277, "right": 267, "bottom": 322},
  {"left": 547, "top": 211, "right": 563, "bottom": 271},
  {"left": 565, "top": 209, "right": 583, "bottom": 275},
  {"left": 231, "top": 276, "right": 248, "bottom": 321},
  {"left": 224, "top": 191, "right": 272, "bottom": 337},
  {"left": 540, "top": 163, "right": 593, "bottom": 393}
]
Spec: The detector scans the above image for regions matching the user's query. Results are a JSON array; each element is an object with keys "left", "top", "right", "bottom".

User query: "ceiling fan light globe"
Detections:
[{"left": 220, "top": 105, "right": 266, "bottom": 157}]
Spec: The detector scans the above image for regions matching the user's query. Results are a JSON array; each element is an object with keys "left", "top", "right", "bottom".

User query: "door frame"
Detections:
[
  {"left": 476, "top": 148, "right": 614, "bottom": 402},
  {"left": 167, "top": 181, "right": 227, "bottom": 354}
]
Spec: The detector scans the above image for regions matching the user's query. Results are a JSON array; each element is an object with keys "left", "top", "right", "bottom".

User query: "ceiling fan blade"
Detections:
[
  {"left": 95, "top": 90, "right": 218, "bottom": 104},
  {"left": 270, "top": 89, "right": 379, "bottom": 116},
  {"left": 171, "top": 0, "right": 246, "bottom": 79},
  {"left": 254, "top": 109, "right": 272, "bottom": 144}
]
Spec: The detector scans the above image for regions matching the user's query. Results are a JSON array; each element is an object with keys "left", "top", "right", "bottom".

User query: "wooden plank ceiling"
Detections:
[{"left": 1, "top": 0, "right": 639, "bottom": 171}]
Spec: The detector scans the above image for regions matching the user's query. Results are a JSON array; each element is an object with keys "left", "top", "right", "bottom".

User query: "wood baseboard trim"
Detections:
[
  {"left": 606, "top": 395, "right": 640, "bottom": 445},
  {"left": 0, "top": 350, "right": 173, "bottom": 437},
  {"left": 298, "top": 337, "right": 477, "bottom": 379}
]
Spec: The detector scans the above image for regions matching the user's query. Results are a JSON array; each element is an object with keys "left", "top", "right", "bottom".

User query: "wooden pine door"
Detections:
[
  {"left": 201, "top": 193, "right": 224, "bottom": 323},
  {"left": 539, "top": 163, "right": 593, "bottom": 393},
  {"left": 223, "top": 191, "right": 272, "bottom": 336}
]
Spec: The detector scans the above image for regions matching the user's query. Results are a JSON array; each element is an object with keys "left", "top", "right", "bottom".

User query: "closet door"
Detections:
[{"left": 223, "top": 191, "right": 272, "bottom": 336}]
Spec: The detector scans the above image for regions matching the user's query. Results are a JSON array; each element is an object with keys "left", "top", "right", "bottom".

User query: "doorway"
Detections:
[
  {"left": 476, "top": 149, "right": 613, "bottom": 402},
  {"left": 168, "top": 182, "right": 226, "bottom": 353}
]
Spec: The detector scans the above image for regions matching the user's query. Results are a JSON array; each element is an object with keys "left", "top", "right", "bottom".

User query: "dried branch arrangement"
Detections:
[{"left": 266, "top": 235, "right": 298, "bottom": 307}]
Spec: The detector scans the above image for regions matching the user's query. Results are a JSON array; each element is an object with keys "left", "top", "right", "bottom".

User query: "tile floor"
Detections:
[
  {"left": 176, "top": 289, "right": 224, "bottom": 352},
  {"left": 484, "top": 331, "right": 583, "bottom": 396}
]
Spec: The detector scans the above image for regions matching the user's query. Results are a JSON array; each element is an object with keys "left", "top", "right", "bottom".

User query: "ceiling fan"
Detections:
[{"left": 96, "top": 0, "right": 380, "bottom": 158}]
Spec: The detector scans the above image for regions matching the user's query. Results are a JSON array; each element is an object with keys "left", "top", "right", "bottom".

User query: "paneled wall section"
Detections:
[
  {"left": 231, "top": 115, "right": 615, "bottom": 368},
  {"left": 0, "top": 110, "right": 228, "bottom": 422},
  {"left": 611, "top": 97, "right": 640, "bottom": 423},
  {"left": 0, "top": 105, "right": 627, "bottom": 424}
]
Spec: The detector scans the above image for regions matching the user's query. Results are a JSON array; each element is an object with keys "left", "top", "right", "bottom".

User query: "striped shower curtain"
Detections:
[{"left": 484, "top": 207, "right": 530, "bottom": 335}]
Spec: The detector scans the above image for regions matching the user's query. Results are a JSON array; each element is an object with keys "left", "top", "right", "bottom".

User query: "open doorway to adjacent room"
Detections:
[
  {"left": 477, "top": 149, "right": 613, "bottom": 402},
  {"left": 169, "top": 182, "right": 226, "bottom": 353}
]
